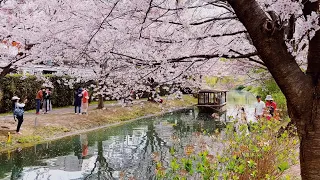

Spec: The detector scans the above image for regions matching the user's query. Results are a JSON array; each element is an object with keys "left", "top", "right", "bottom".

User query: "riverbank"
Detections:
[{"left": 0, "top": 95, "right": 197, "bottom": 153}]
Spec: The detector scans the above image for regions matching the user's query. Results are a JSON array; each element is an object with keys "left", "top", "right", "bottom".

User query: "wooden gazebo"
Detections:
[{"left": 197, "top": 89, "right": 228, "bottom": 113}]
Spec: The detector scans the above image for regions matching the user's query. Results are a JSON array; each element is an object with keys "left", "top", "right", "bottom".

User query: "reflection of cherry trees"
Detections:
[
  {"left": 10, "top": 149, "right": 23, "bottom": 180},
  {"left": 84, "top": 141, "right": 114, "bottom": 180},
  {"left": 1, "top": 109, "right": 235, "bottom": 179}
]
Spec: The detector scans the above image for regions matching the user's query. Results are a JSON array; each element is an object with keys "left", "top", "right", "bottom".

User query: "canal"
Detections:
[{"left": 0, "top": 90, "right": 256, "bottom": 180}]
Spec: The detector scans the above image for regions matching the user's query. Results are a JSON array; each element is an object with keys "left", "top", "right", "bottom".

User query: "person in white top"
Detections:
[{"left": 254, "top": 95, "right": 265, "bottom": 119}]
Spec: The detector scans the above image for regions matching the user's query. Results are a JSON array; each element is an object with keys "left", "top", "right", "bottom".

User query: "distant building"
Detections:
[{"left": 16, "top": 65, "right": 95, "bottom": 77}]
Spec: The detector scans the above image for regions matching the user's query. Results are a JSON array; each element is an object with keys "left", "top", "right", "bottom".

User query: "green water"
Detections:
[{"left": 0, "top": 90, "right": 256, "bottom": 180}]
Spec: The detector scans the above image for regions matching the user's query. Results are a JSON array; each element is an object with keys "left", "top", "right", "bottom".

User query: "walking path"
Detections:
[{"left": 0, "top": 100, "right": 146, "bottom": 120}]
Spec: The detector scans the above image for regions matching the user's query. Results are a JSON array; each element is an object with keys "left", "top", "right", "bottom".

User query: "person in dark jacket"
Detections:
[
  {"left": 43, "top": 88, "right": 52, "bottom": 114},
  {"left": 74, "top": 88, "right": 83, "bottom": 114}
]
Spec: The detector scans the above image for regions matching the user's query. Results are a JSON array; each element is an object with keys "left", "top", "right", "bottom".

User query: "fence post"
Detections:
[{"left": 34, "top": 117, "right": 37, "bottom": 127}]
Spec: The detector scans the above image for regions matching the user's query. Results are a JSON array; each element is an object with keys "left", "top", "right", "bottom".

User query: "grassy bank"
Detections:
[{"left": 0, "top": 95, "right": 197, "bottom": 152}]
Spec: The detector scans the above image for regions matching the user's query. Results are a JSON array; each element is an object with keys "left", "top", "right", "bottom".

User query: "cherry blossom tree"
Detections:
[
  {"left": 125, "top": 0, "right": 319, "bottom": 178},
  {"left": 2, "top": 0, "right": 319, "bottom": 178}
]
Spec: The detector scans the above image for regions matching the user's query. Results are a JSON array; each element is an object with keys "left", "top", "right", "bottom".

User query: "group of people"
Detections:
[
  {"left": 36, "top": 87, "right": 90, "bottom": 115},
  {"left": 254, "top": 95, "right": 277, "bottom": 120},
  {"left": 74, "top": 87, "right": 89, "bottom": 115},
  {"left": 10, "top": 87, "right": 90, "bottom": 135},
  {"left": 35, "top": 87, "right": 52, "bottom": 114}
]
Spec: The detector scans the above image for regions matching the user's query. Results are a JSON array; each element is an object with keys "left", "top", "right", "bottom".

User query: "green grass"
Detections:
[
  {"left": 90, "top": 100, "right": 117, "bottom": 105},
  {"left": 17, "top": 135, "right": 43, "bottom": 143}
]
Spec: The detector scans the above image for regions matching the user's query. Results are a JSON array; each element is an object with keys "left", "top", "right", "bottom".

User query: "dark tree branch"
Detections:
[
  {"left": 139, "top": 0, "right": 154, "bottom": 38},
  {"left": 229, "top": 49, "right": 265, "bottom": 66},
  {"left": 0, "top": 63, "right": 14, "bottom": 77},
  {"left": 166, "top": 52, "right": 258, "bottom": 63},
  {"left": 110, "top": 51, "right": 258, "bottom": 66},
  {"left": 0, "top": 53, "right": 28, "bottom": 77},
  {"left": 207, "top": 1, "right": 234, "bottom": 13},
  {"left": 153, "top": 1, "right": 218, "bottom": 11},
  {"left": 78, "top": 0, "right": 119, "bottom": 59},
  {"left": 142, "top": 30, "right": 247, "bottom": 43},
  {"left": 154, "top": 1, "right": 234, "bottom": 14},
  {"left": 149, "top": 16, "right": 237, "bottom": 26}
]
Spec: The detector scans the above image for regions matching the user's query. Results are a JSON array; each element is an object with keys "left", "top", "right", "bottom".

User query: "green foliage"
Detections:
[
  {"left": 235, "top": 85, "right": 246, "bottom": 91},
  {"left": 48, "top": 76, "right": 74, "bottom": 108},
  {"left": 0, "top": 74, "right": 92, "bottom": 113},
  {"left": 204, "top": 76, "right": 219, "bottom": 87},
  {"left": 156, "top": 119, "right": 299, "bottom": 179},
  {"left": 220, "top": 58, "right": 228, "bottom": 62},
  {"left": 278, "top": 161, "right": 290, "bottom": 172},
  {"left": 251, "top": 68, "right": 267, "bottom": 74},
  {"left": 170, "top": 158, "right": 180, "bottom": 172},
  {"left": 0, "top": 74, "right": 43, "bottom": 113},
  {"left": 204, "top": 76, "right": 246, "bottom": 89},
  {"left": 34, "top": 126, "right": 71, "bottom": 137},
  {"left": 17, "top": 135, "right": 43, "bottom": 143}
]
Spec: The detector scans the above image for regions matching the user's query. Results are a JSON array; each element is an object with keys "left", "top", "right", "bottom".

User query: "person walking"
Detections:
[
  {"left": 74, "top": 88, "right": 83, "bottom": 114},
  {"left": 12, "top": 96, "right": 27, "bottom": 134},
  {"left": 35, "top": 87, "right": 45, "bottom": 115},
  {"left": 254, "top": 95, "right": 265, "bottom": 120},
  {"left": 81, "top": 88, "right": 89, "bottom": 115},
  {"left": 265, "top": 95, "right": 277, "bottom": 120},
  {"left": 43, "top": 88, "right": 52, "bottom": 114}
]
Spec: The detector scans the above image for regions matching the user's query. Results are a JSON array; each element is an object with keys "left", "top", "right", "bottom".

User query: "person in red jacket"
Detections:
[
  {"left": 35, "top": 87, "right": 45, "bottom": 114},
  {"left": 81, "top": 88, "right": 89, "bottom": 115},
  {"left": 265, "top": 95, "right": 277, "bottom": 120}
]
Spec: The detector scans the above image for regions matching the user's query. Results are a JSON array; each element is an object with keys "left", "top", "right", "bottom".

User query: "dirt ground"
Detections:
[
  {"left": 283, "top": 164, "right": 301, "bottom": 179},
  {"left": 0, "top": 96, "right": 197, "bottom": 151}
]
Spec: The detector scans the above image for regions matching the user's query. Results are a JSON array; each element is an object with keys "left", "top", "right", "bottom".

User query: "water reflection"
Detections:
[{"left": 0, "top": 90, "right": 256, "bottom": 180}]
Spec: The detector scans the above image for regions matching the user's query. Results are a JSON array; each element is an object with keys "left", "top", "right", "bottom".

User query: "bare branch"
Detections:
[
  {"left": 142, "top": 30, "right": 247, "bottom": 43},
  {"left": 167, "top": 51, "right": 258, "bottom": 63},
  {"left": 149, "top": 16, "right": 237, "bottom": 26},
  {"left": 139, "top": 0, "right": 154, "bottom": 38},
  {"left": 229, "top": 49, "right": 265, "bottom": 66},
  {"left": 110, "top": 51, "right": 258, "bottom": 66},
  {"left": 78, "top": 0, "right": 120, "bottom": 59}
]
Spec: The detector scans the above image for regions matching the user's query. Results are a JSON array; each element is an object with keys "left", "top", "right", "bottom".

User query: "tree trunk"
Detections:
[
  {"left": 300, "top": 1, "right": 320, "bottom": 178},
  {"left": 299, "top": 104, "right": 320, "bottom": 179},
  {"left": 97, "top": 94, "right": 104, "bottom": 109}
]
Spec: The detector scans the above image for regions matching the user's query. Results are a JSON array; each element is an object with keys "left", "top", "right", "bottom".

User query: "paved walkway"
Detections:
[{"left": 0, "top": 100, "right": 146, "bottom": 120}]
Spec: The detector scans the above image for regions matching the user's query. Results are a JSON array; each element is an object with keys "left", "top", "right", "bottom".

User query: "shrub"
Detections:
[
  {"left": 0, "top": 75, "right": 43, "bottom": 113},
  {"left": 235, "top": 85, "right": 246, "bottom": 91},
  {"left": 0, "top": 74, "right": 93, "bottom": 113},
  {"left": 156, "top": 119, "right": 299, "bottom": 179}
]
